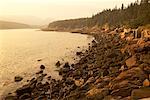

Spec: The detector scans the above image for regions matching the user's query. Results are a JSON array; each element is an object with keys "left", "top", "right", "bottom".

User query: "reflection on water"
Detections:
[{"left": 0, "top": 29, "right": 93, "bottom": 97}]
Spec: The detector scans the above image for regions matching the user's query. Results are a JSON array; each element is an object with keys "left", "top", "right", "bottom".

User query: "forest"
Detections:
[{"left": 48, "top": 0, "right": 150, "bottom": 30}]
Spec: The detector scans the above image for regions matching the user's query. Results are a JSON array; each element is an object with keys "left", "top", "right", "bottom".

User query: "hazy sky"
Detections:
[{"left": 0, "top": 0, "right": 137, "bottom": 20}]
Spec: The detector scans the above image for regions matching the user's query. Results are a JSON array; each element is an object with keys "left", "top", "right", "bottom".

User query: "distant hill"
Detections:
[
  {"left": 0, "top": 15, "right": 54, "bottom": 25},
  {"left": 47, "top": 1, "right": 150, "bottom": 31},
  {"left": 0, "top": 20, "right": 31, "bottom": 29}
]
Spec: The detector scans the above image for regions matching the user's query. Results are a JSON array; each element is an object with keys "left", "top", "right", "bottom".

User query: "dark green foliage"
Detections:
[{"left": 48, "top": 2, "right": 150, "bottom": 29}]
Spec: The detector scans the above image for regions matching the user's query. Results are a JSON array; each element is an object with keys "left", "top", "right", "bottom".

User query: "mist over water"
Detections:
[{"left": 0, "top": 29, "right": 93, "bottom": 97}]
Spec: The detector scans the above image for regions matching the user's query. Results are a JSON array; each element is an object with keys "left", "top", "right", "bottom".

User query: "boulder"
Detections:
[
  {"left": 86, "top": 87, "right": 109, "bottom": 99},
  {"left": 112, "top": 67, "right": 146, "bottom": 82},
  {"left": 125, "top": 55, "right": 137, "bottom": 69},
  {"left": 110, "top": 80, "right": 139, "bottom": 97},
  {"left": 109, "top": 67, "right": 146, "bottom": 97},
  {"left": 131, "top": 87, "right": 150, "bottom": 100}
]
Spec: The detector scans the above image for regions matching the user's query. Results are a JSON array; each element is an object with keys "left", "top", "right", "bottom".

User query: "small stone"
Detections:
[
  {"left": 75, "top": 79, "right": 84, "bottom": 87},
  {"left": 143, "top": 79, "right": 150, "bottom": 87},
  {"left": 36, "top": 70, "right": 43, "bottom": 74},
  {"left": 76, "top": 52, "right": 82, "bottom": 56},
  {"left": 125, "top": 55, "right": 137, "bottom": 69},
  {"left": 14, "top": 76, "right": 23, "bottom": 82},
  {"left": 103, "top": 69, "right": 109, "bottom": 77},
  {"left": 63, "top": 62, "right": 70, "bottom": 68},
  {"left": 16, "top": 85, "right": 32, "bottom": 96},
  {"left": 55, "top": 61, "right": 61, "bottom": 67},
  {"left": 40, "top": 65, "right": 45, "bottom": 70},
  {"left": 37, "top": 59, "right": 42, "bottom": 62},
  {"left": 47, "top": 76, "right": 51, "bottom": 80},
  {"left": 119, "top": 65, "right": 125, "bottom": 72}
]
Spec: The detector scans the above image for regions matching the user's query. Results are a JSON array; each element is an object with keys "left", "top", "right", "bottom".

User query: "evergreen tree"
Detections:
[{"left": 121, "top": 4, "right": 124, "bottom": 10}]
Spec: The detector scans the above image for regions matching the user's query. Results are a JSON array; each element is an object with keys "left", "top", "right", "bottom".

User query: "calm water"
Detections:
[{"left": 0, "top": 29, "right": 93, "bottom": 97}]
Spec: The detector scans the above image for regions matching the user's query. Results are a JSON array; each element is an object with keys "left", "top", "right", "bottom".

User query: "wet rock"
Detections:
[
  {"left": 5, "top": 95, "right": 17, "bottom": 100},
  {"left": 131, "top": 87, "right": 150, "bottom": 100},
  {"left": 76, "top": 52, "right": 82, "bottom": 56},
  {"left": 40, "top": 65, "right": 45, "bottom": 70},
  {"left": 36, "top": 70, "right": 43, "bottom": 74},
  {"left": 92, "top": 40, "right": 96, "bottom": 44},
  {"left": 19, "top": 93, "right": 31, "bottom": 100},
  {"left": 47, "top": 76, "right": 51, "bottom": 80},
  {"left": 55, "top": 61, "right": 61, "bottom": 67},
  {"left": 16, "top": 85, "right": 32, "bottom": 96},
  {"left": 14, "top": 76, "right": 23, "bottom": 82},
  {"left": 63, "top": 62, "right": 70, "bottom": 68},
  {"left": 6, "top": 31, "right": 150, "bottom": 100},
  {"left": 59, "top": 67, "right": 70, "bottom": 75}
]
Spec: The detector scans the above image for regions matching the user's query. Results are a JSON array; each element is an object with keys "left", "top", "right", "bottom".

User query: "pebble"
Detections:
[{"left": 40, "top": 65, "right": 45, "bottom": 70}]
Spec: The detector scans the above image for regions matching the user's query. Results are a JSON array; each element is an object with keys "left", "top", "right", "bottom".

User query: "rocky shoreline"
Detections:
[{"left": 4, "top": 27, "right": 150, "bottom": 100}]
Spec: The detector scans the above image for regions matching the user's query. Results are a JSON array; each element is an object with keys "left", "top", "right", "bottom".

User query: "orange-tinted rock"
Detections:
[
  {"left": 114, "top": 67, "right": 146, "bottom": 82},
  {"left": 86, "top": 87, "right": 109, "bottom": 99},
  {"left": 74, "top": 78, "right": 84, "bottom": 87},
  {"left": 143, "top": 79, "right": 150, "bottom": 87},
  {"left": 125, "top": 55, "right": 137, "bottom": 69},
  {"left": 86, "top": 87, "right": 101, "bottom": 96},
  {"left": 109, "top": 67, "right": 146, "bottom": 97},
  {"left": 131, "top": 87, "right": 150, "bottom": 99}
]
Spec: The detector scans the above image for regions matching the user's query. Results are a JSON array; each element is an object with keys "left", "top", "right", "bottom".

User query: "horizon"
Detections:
[{"left": 0, "top": 0, "right": 137, "bottom": 25}]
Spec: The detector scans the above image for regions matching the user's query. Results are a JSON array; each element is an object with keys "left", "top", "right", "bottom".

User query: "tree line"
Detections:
[{"left": 48, "top": 0, "right": 150, "bottom": 30}]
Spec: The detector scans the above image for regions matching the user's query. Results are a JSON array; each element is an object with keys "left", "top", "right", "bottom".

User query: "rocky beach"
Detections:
[{"left": 4, "top": 26, "right": 150, "bottom": 100}]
